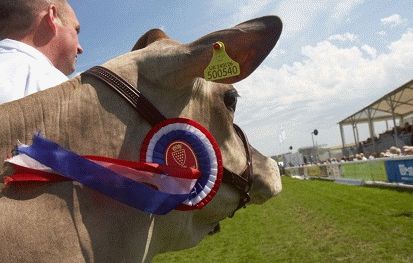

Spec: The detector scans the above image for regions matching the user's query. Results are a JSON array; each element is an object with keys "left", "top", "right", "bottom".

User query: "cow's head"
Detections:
[{"left": 100, "top": 15, "right": 282, "bottom": 239}]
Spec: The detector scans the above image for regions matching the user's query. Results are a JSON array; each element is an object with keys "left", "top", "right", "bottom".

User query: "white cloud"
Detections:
[
  {"left": 381, "top": 14, "right": 408, "bottom": 27},
  {"left": 328, "top": 33, "right": 358, "bottom": 42},
  {"left": 212, "top": 0, "right": 365, "bottom": 44},
  {"left": 361, "top": 44, "right": 377, "bottom": 58},
  {"left": 377, "top": 30, "right": 387, "bottom": 37},
  {"left": 216, "top": 0, "right": 324, "bottom": 41},
  {"left": 269, "top": 1, "right": 365, "bottom": 42},
  {"left": 236, "top": 28, "right": 413, "bottom": 155},
  {"left": 209, "top": 0, "right": 275, "bottom": 28},
  {"left": 388, "top": 28, "right": 413, "bottom": 51},
  {"left": 274, "top": 1, "right": 326, "bottom": 40},
  {"left": 230, "top": 0, "right": 273, "bottom": 22},
  {"left": 331, "top": 0, "right": 365, "bottom": 20}
]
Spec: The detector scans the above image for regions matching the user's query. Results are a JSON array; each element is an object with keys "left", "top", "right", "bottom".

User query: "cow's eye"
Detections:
[{"left": 224, "top": 89, "right": 239, "bottom": 112}]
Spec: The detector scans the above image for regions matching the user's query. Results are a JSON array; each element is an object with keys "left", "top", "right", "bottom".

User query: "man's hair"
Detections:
[{"left": 0, "top": 0, "right": 70, "bottom": 39}]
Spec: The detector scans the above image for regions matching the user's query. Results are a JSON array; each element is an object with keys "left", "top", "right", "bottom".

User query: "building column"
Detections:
[
  {"left": 340, "top": 124, "right": 346, "bottom": 156},
  {"left": 387, "top": 97, "right": 399, "bottom": 147},
  {"left": 367, "top": 109, "right": 376, "bottom": 152}
]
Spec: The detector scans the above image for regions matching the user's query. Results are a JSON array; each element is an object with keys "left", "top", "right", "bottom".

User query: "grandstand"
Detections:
[
  {"left": 280, "top": 80, "right": 413, "bottom": 186},
  {"left": 338, "top": 79, "right": 413, "bottom": 156}
]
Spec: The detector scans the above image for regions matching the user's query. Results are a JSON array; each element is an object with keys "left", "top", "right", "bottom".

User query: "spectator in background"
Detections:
[
  {"left": 403, "top": 122, "right": 412, "bottom": 133},
  {"left": 0, "top": 0, "right": 83, "bottom": 104},
  {"left": 403, "top": 146, "right": 413, "bottom": 155},
  {"left": 360, "top": 153, "right": 367, "bottom": 160},
  {"left": 389, "top": 146, "right": 402, "bottom": 156},
  {"left": 357, "top": 142, "right": 364, "bottom": 154}
]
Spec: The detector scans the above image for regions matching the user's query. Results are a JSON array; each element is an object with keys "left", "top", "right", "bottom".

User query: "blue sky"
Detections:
[{"left": 70, "top": 1, "right": 413, "bottom": 156}]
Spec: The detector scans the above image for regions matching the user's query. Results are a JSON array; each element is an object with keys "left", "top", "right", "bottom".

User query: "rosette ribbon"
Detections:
[
  {"left": 4, "top": 135, "right": 199, "bottom": 215},
  {"left": 4, "top": 119, "right": 223, "bottom": 215}
]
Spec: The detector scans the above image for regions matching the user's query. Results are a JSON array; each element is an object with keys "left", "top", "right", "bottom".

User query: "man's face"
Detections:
[{"left": 54, "top": 5, "right": 83, "bottom": 75}]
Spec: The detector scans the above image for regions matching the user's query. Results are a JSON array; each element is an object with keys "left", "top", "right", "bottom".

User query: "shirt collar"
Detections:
[{"left": 0, "top": 38, "right": 55, "bottom": 67}]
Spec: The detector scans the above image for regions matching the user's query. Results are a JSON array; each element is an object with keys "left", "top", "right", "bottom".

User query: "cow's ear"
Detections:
[
  {"left": 187, "top": 16, "right": 282, "bottom": 84},
  {"left": 132, "top": 29, "right": 170, "bottom": 51}
]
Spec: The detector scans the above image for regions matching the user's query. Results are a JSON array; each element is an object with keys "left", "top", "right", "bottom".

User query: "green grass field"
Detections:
[{"left": 153, "top": 176, "right": 413, "bottom": 263}]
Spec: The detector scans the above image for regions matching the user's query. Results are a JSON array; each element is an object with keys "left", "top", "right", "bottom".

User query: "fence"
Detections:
[{"left": 284, "top": 156, "right": 413, "bottom": 185}]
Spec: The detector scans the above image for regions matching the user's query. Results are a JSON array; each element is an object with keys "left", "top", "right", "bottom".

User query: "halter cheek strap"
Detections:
[{"left": 223, "top": 124, "right": 253, "bottom": 217}]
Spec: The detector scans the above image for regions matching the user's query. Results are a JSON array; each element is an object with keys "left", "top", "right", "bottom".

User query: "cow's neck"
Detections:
[{"left": 0, "top": 76, "right": 149, "bottom": 172}]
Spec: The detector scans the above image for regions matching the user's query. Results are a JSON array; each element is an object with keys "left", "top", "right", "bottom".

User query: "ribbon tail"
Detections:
[{"left": 17, "top": 135, "right": 190, "bottom": 215}]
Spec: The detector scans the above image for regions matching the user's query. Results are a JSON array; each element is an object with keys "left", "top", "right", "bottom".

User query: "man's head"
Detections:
[{"left": 0, "top": 0, "right": 83, "bottom": 75}]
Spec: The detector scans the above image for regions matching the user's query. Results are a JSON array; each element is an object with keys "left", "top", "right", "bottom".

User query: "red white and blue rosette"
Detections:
[{"left": 140, "top": 118, "right": 223, "bottom": 210}]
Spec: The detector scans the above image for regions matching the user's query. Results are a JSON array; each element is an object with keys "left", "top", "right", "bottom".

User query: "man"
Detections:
[
  {"left": 0, "top": 0, "right": 83, "bottom": 104},
  {"left": 404, "top": 146, "right": 413, "bottom": 155}
]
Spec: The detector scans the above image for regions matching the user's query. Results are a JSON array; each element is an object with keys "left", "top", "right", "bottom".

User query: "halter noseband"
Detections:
[{"left": 82, "top": 66, "right": 252, "bottom": 217}]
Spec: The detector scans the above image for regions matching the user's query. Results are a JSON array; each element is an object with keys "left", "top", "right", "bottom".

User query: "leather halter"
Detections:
[{"left": 82, "top": 66, "right": 252, "bottom": 217}]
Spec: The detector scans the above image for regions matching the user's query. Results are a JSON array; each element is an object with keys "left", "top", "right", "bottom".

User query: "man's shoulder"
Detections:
[
  {"left": 0, "top": 49, "right": 68, "bottom": 101},
  {"left": 0, "top": 39, "right": 57, "bottom": 71},
  {"left": 0, "top": 49, "right": 66, "bottom": 79},
  {"left": 0, "top": 39, "right": 45, "bottom": 59},
  {"left": 0, "top": 52, "right": 31, "bottom": 77},
  {"left": 0, "top": 50, "right": 33, "bottom": 65},
  {"left": 0, "top": 58, "right": 30, "bottom": 103}
]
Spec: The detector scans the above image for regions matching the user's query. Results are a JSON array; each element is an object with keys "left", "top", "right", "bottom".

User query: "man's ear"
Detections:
[{"left": 45, "top": 5, "right": 59, "bottom": 34}]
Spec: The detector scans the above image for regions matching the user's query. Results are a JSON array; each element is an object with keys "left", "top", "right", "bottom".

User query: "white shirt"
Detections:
[{"left": 0, "top": 39, "right": 68, "bottom": 104}]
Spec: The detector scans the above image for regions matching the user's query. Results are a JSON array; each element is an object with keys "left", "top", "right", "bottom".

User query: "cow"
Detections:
[{"left": 0, "top": 16, "right": 282, "bottom": 263}]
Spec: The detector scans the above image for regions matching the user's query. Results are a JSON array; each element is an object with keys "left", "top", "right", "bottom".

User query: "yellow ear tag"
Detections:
[{"left": 204, "top": 41, "right": 240, "bottom": 81}]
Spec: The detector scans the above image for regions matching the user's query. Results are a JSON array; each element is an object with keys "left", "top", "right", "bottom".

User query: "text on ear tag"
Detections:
[{"left": 204, "top": 41, "right": 240, "bottom": 81}]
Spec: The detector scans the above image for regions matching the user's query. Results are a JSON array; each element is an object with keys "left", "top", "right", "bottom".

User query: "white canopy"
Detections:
[
  {"left": 338, "top": 79, "right": 413, "bottom": 151},
  {"left": 339, "top": 79, "right": 413, "bottom": 125}
]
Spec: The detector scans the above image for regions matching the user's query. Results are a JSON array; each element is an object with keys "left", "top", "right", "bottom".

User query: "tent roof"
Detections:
[{"left": 339, "top": 79, "right": 413, "bottom": 125}]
